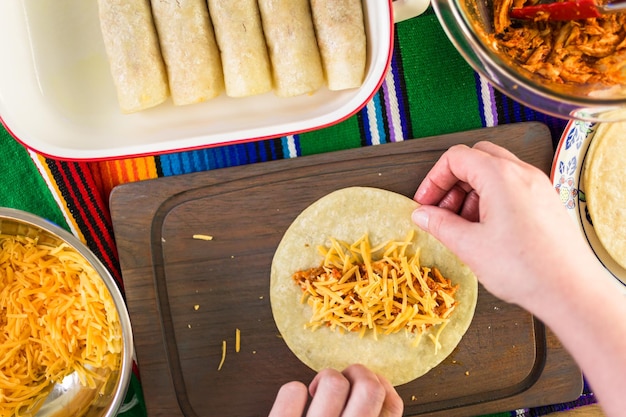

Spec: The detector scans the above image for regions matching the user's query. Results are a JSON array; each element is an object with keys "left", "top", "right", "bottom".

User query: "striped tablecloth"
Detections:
[{"left": 0, "top": 8, "right": 596, "bottom": 417}]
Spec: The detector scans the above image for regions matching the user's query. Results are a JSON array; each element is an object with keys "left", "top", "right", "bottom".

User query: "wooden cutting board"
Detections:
[{"left": 110, "top": 122, "right": 583, "bottom": 417}]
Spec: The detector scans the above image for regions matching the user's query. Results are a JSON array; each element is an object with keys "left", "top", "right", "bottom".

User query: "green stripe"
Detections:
[
  {"left": 396, "top": 12, "right": 483, "bottom": 138},
  {"left": 0, "top": 128, "right": 68, "bottom": 230},
  {"left": 298, "top": 113, "right": 362, "bottom": 156}
]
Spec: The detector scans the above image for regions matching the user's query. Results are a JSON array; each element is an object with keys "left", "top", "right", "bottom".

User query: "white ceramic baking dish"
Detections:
[{"left": 0, "top": 0, "right": 428, "bottom": 160}]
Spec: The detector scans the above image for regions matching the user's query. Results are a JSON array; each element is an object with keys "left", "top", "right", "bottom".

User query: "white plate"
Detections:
[
  {"left": 0, "top": 0, "right": 428, "bottom": 161},
  {"left": 551, "top": 120, "right": 626, "bottom": 291}
]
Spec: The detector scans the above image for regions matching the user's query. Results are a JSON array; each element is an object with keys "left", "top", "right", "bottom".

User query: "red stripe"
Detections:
[
  {"left": 71, "top": 161, "right": 123, "bottom": 285},
  {"left": 49, "top": 159, "right": 124, "bottom": 287}
]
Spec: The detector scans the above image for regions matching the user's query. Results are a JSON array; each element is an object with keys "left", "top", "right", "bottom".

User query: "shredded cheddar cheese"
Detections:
[
  {"left": 292, "top": 231, "right": 459, "bottom": 350},
  {"left": 218, "top": 340, "right": 227, "bottom": 371},
  {"left": 192, "top": 234, "right": 214, "bottom": 241},
  {"left": 0, "top": 234, "right": 122, "bottom": 417}
]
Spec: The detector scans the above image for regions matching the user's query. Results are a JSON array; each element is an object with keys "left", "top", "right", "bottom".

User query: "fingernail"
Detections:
[{"left": 412, "top": 208, "right": 429, "bottom": 230}]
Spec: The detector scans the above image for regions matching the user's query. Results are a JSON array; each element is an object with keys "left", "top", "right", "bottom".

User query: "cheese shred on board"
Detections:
[
  {"left": 0, "top": 234, "right": 122, "bottom": 417},
  {"left": 218, "top": 340, "right": 227, "bottom": 371},
  {"left": 292, "top": 231, "right": 459, "bottom": 350}
]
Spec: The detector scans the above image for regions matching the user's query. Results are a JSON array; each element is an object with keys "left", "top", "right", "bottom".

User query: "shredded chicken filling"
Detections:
[
  {"left": 491, "top": 0, "right": 626, "bottom": 85},
  {"left": 292, "top": 232, "right": 459, "bottom": 345}
]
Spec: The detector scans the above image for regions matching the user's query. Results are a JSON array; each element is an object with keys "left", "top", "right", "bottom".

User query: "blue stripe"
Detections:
[
  {"left": 360, "top": 91, "right": 387, "bottom": 146},
  {"left": 160, "top": 138, "right": 293, "bottom": 176},
  {"left": 259, "top": 141, "right": 268, "bottom": 161},
  {"left": 280, "top": 137, "right": 291, "bottom": 157},
  {"left": 474, "top": 72, "right": 489, "bottom": 128},
  {"left": 269, "top": 139, "right": 280, "bottom": 160},
  {"left": 491, "top": 86, "right": 567, "bottom": 147},
  {"left": 359, "top": 105, "right": 373, "bottom": 146},
  {"left": 280, "top": 135, "right": 301, "bottom": 158},
  {"left": 293, "top": 135, "right": 302, "bottom": 157},
  {"left": 372, "top": 92, "right": 387, "bottom": 144}
]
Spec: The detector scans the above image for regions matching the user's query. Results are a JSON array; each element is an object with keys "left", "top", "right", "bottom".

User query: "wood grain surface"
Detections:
[
  {"left": 110, "top": 122, "right": 583, "bottom": 417},
  {"left": 549, "top": 404, "right": 605, "bottom": 417}
]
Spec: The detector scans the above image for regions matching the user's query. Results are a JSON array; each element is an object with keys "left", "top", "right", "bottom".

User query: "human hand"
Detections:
[
  {"left": 267, "top": 364, "right": 403, "bottom": 417},
  {"left": 411, "top": 141, "right": 597, "bottom": 310}
]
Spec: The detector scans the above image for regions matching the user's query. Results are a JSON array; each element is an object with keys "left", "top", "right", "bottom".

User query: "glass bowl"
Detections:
[{"left": 431, "top": 0, "right": 626, "bottom": 122}]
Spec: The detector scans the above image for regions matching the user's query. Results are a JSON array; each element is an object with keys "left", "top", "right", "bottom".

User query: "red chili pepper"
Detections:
[{"left": 510, "top": 0, "right": 602, "bottom": 20}]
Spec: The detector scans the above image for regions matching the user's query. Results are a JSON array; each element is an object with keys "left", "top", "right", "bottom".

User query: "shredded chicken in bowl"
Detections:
[{"left": 490, "top": 0, "right": 626, "bottom": 85}]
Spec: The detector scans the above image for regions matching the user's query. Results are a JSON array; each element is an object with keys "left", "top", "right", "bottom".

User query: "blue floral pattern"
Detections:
[
  {"left": 564, "top": 120, "right": 593, "bottom": 151},
  {"left": 551, "top": 120, "right": 626, "bottom": 289},
  {"left": 556, "top": 120, "right": 595, "bottom": 211}
]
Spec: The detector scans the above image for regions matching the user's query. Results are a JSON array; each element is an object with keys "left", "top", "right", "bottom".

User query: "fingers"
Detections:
[
  {"left": 459, "top": 189, "right": 480, "bottom": 222},
  {"left": 435, "top": 182, "right": 470, "bottom": 213},
  {"left": 413, "top": 144, "right": 486, "bottom": 222},
  {"left": 372, "top": 373, "right": 404, "bottom": 417},
  {"left": 268, "top": 381, "right": 309, "bottom": 417},
  {"left": 339, "top": 364, "right": 391, "bottom": 417},
  {"left": 413, "top": 144, "right": 471, "bottom": 205},
  {"left": 413, "top": 144, "right": 489, "bottom": 206},
  {"left": 437, "top": 141, "right": 515, "bottom": 217},
  {"left": 472, "top": 140, "right": 521, "bottom": 162},
  {"left": 412, "top": 205, "right": 477, "bottom": 256},
  {"left": 306, "top": 365, "right": 403, "bottom": 417},
  {"left": 413, "top": 141, "right": 521, "bottom": 208},
  {"left": 307, "top": 369, "right": 351, "bottom": 417}
]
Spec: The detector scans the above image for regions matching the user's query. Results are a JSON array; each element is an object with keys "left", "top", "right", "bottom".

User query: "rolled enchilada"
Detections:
[
  {"left": 151, "top": 0, "right": 224, "bottom": 106},
  {"left": 207, "top": 0, "right": 273, "bottom": 98},
  {"left": 97, "top": 0, "right": 169, "bottom": 113},
  {"left": 310, "top": 0, "right": 367, "bottom": 91},
  {"left": 258, "top": 0, "right": 325, "bottom": 97}
]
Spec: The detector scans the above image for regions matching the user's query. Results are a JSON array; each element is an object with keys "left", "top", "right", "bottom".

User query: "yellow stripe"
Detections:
[{"left": 30, "top": 153, "right": 84, "bottom": 241}]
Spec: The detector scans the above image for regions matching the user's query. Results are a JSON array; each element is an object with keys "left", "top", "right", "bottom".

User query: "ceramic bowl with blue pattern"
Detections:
[{"left": 551, "top": 120, "right": 626, "bottom": 291}]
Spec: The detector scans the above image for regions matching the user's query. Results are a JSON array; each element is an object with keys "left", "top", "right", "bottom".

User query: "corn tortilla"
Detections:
[
  {"left": 584, "top": 119, "right": 626, "bottom": 269},
  {"left": 270, "top": 187, "right": 478, "bottom": 386}
]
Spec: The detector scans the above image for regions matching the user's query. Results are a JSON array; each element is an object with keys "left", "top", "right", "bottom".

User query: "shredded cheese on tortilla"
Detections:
[
  {"left": 292, "top": 231, "right": 459, "bottom": 350},
  {"left": 0, "top": 234, "right": 122, "bottom": 417}
]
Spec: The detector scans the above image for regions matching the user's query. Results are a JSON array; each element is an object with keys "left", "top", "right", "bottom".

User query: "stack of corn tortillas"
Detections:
[{"left": 584, "top": 119, "right": 626, "bottom": 270}]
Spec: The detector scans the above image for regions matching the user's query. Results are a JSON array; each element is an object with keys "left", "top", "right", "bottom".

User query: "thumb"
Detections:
[{"left": 411, "top": 205, "right": 476, "bottom": 257}]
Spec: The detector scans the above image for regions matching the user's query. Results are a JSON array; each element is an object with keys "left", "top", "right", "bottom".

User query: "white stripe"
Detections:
[
  {"left": 384, "top": 70, "right": 405, "bottom": 142},
  {"left": 28, "top": 150, "right": 81, "bottom": 237},
  {"left": 284, "top": 135, "right": 298, "bottom": 158},
  {"left": 479, "top": 74, "right": 497, "bottom": 127}
]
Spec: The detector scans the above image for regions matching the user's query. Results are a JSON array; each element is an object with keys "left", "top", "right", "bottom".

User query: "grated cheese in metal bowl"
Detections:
[{"left": 0, "top": 234, "right": 122, "bottom": 416}]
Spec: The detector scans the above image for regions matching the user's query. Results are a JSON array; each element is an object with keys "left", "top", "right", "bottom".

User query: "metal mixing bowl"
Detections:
[
  {"left": 431, "top": 0, "right": 626, "bottom": 121},
  {"left": 0, "top": 207, "right": 133, "bottom": 417}
]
